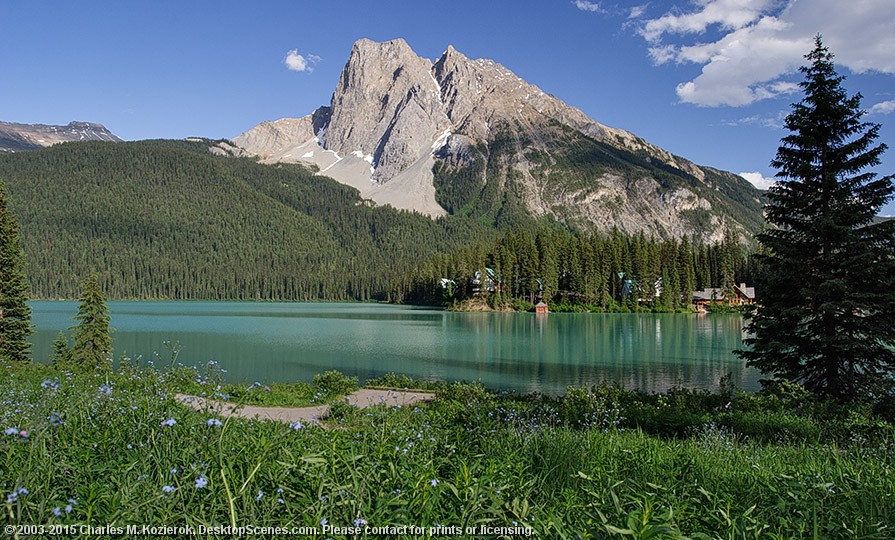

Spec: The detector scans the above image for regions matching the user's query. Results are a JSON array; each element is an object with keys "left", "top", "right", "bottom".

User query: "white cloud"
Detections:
[
  {"left": 574, "top": 0, "right": 604, "bottom": 13},
  {"left": 868, "top": 99, "right": 895, "bottom": 115},
  {"left": 284, "top": 49, "right": 320, "bottom": 72},
  {"left": 647, "top": 44, "right": 677, "bottom": 64},
  {"left": 628, "top": 5, "right": 648, "bottom": 19},
  {"left": 722, "top": 110, "right": 787, "bottom": 129},
  {"left": 640, "top": 0, "right": 776, "bottom": 42},
  {"left": 739, "top": 171, "right": 777, "bottom": 190},
  {"left": 637, "top": 0, "right": 895, "bottom": 107}
]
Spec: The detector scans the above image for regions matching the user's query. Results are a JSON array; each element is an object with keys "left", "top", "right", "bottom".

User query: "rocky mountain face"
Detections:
[
  {"left": 0, "top": 121, "right": 121, "bottom": 152},
  {"left": 233, "top": 38, "right": 764, "bottom": 241}
]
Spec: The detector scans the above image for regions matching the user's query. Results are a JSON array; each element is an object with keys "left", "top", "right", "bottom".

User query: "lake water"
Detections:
[{"left": 28, "top": 301, "right": 760, "bottom": 394}]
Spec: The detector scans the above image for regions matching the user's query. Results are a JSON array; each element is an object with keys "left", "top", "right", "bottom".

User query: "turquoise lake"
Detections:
[{"left": 28, "top": 301, "right": 759, "bottom": 394}]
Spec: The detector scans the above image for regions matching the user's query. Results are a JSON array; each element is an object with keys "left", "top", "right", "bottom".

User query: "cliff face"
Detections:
[
  {"left": 322, "top": 38, "right": 451, "bottom": 183},
  {"left": 0, "top": 121, "right": 121, "bottom": 152},
  {"left": 232, "top": 39, "right": 763, "bottom": 240}
]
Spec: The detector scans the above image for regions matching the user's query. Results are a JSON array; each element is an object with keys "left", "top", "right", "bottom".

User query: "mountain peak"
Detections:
[
  {"left": 439, "top": 44, "right": 464, "bottom": 59},
  {"left": 352, "top": 37, "right": 412, "bottom": 52},
  {"left": 231, "top": 39, "right": 762, "bottom": 239},
  {"left": 324, "top": 38, "right": 450, "bottom": 184}
]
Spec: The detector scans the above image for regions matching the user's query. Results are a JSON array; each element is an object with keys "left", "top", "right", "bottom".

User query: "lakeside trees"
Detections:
[
  {"left": 70, "top": 273, "right": 113, "bottom": 371},
  {"left": 738, "top": 38, "right": 895, "bottom": 399},
  {"left": 402, "top": 225, "right": 752, "bottom": 310},
  {"left": 0, "top": 178, "right": 32, "bottom": 363}
]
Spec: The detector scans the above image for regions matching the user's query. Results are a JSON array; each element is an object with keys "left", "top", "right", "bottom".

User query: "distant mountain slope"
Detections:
[
  {"left": 0, "top": 121, "right": 121, "bottom": 152},
  {"left": 233, "top": 38, "right": 764, "bottom": 241},
  {"left": 0, "top": 140, "right": 492, "bottom": 300}
]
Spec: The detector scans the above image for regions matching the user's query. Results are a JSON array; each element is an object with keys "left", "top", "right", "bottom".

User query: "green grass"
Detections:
[
  {"left": 1, "top": 364, "right": 893, "bottom": 539},
  {"left": 159, "top": 363, "right": 359, "bottom": 407}
]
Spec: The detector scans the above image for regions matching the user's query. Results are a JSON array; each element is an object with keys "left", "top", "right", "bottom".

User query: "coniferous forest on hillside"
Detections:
[{"left": 0, "top": 139, "right": 752, "bottom": 305}]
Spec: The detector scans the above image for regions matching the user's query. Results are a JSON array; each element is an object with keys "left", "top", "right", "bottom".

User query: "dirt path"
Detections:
[{"left": 177, "top": 388, "right": 435, "bottom": 425}]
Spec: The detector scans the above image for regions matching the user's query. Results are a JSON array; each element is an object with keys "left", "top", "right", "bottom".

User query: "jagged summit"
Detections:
[
  {"left": 0, "top": 120, "right": 121, "bottom": 152},
  {"left": 324, "top": 36, "right": 450, "bottom": 183},
  {"left": 232, "top": 38, "right": 762, "bottom": 240}
]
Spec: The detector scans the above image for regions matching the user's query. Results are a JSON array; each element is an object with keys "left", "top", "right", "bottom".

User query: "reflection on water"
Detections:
[{"left": 29, "top": 301, "right": 759, "bottom": 394}]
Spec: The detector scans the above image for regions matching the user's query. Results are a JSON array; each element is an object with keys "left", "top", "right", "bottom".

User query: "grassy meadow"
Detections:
[{"left": 1, "top": 361, "right": 893, "bottom": 539}]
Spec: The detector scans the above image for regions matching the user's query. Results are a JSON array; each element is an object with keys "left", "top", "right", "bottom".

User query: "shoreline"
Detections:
[{"left": 28, "top": 297, "right": 743, "bottom": 315}]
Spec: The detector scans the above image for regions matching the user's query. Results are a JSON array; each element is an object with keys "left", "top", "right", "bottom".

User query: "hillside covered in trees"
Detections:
[
  {"left": 0, "top": 140, "right": 751, "bottom": 303},
  {"left": 0, "top": 140, "right": 495, "bottom": 300}
]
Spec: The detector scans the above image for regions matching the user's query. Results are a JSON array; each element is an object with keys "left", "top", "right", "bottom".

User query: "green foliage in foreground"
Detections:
[
  {"left": 1, "top": 365, "right": 893, "bottom": 538},
  {"left": 164, "top": 364, "right": 359, "bottom": 407}
]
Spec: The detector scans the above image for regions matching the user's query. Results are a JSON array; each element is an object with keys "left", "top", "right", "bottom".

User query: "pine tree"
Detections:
[
  {"left": 719, "top": 224, "right": 739, "bottom": 302},
  {"left": 51, "top": 331, "right": 72, "bottom": 366},
  {"left": 737, "top": 37, "right": 895, "bottom": 399},
  {"left": 536, "top": 231, "right": 558, "bottom": 302},
  {"left": 70, "top": 273, "right": 114, "bottom": 371},
  {"left": 677, "top": 236, "right": 696, "bottom": 308},
  {"left": 0, "top": 178, "right": 32, "bottom": 363}
]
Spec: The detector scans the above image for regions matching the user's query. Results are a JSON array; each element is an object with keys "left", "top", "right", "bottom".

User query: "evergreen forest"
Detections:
[
  {"left": 401, "top": 226, "right": 752, "bottom": 310},
  {"left": 0, "top": 140, "right": 752, "bottom": 305}
]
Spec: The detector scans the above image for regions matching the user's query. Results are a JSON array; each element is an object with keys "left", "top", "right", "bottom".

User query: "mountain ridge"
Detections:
[
  {"left": 0, "top": 120, "right": 121, "bottom": 152},
  {"left": 233, "top": 38, "right": 763, "bottom": 242}
]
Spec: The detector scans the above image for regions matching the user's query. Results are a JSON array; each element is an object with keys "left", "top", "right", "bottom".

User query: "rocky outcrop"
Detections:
[
  {"left": 323, "top": 39, "right": 451, "bottom": 183},
  {"left": 0, "top": 121, "right": 121, "bottom": 152},
  {"left": 231, "top": 38, "right": 762, "bottom": 239},
  {"left": 231, "top": 117, "right": 315, "bottom": 160}
]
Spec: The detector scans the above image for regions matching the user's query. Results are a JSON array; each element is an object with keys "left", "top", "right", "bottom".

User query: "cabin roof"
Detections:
[
  {"left": 692, "top": 288, "right": 722, "bottom": 301},
  {"left": 735, "top": 283, "right": 756, "bottom": 299}
]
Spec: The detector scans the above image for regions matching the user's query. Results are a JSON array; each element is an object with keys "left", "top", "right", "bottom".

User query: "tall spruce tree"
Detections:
[
  {"left": 737, "top": 37, "right": 895, "bottom": 399},
  {"left": 71, "top": 273, "right": 114, "bottom": 371},
  {"left": 0, "top": 178, "right": 32, "bottom": 363}
]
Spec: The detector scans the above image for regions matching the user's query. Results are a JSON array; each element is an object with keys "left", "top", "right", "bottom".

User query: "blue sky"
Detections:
[{"left": 3, "top": 0, "right": 894, "bottom": 214}]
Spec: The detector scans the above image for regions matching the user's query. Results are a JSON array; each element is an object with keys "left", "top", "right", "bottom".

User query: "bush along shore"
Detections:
[{"left": 2, "top": 362, "right": 893, "bottom": 539}]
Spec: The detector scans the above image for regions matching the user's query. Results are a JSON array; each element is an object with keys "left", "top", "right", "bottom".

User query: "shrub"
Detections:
[
  {"left": 716, "top": 411, "right": 820, "bottom": 444},
  {"left": 312, "top": 370, "right": 358, "bottom": 396},
  {"left": 559, "top": 386, "right": 624, "bottom": 431},
  {"left": 366, "top": 372, "right": 440, "bottom": 391},
  {"left": 626, "top": 405, "right": 709, "bottom": 439},
  {"left": 435, "top": 380, "right": 493, "bottom": 406}
]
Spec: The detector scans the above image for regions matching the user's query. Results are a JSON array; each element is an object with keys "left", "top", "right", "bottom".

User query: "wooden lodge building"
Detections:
[{"left": 692, "top": 283, "right": 756, "bottom": 312}]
